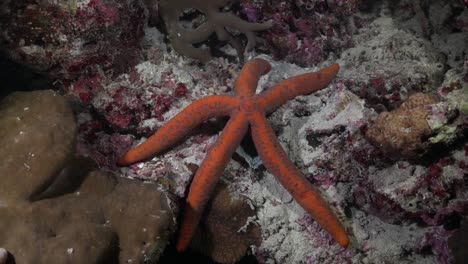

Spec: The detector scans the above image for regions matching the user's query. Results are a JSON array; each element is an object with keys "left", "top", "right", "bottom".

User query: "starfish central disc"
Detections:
[{"left": 239, "top": 98, "right": 258, "bottom": 113}]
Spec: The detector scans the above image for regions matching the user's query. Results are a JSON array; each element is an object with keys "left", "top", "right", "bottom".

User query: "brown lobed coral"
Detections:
[
  {"left": 159, "top": 0, "right": 272, "bottom": 62},
  {"left": 0, "top": 249, "right": 6, "bottom": 264},
  {"left": 0, "top": 90, "right": 175, "bottom": 264},
  {"left": 365, "top": 92, "right": 439, "bottom": 159}
]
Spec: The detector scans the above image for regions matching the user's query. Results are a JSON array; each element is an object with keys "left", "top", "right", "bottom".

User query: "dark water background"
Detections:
[{"left": 0, "top": 51, "right": 51, "bottom": 100}]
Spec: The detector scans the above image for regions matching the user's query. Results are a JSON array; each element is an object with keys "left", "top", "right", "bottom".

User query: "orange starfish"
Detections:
[{"left": 118, "top": 58, "right": 349, "bottom": 251}]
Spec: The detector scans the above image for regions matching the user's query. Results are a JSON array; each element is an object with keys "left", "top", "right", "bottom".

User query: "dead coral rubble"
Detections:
[
  {"left": 365, "top": 92, "right": 439, "bottom": 159},
  {"left": 159, "top": 0, "right": 272, "bottom": 62}
]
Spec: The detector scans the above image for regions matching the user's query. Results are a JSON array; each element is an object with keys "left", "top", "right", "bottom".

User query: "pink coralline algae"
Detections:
[
  {"left": 69, "top": 47, "right": 240, "bottom": 172},
  {"left": 76, "top": 119, "right": 135, "bottom": 170},
  {"left": 298, "top": 215, "right": 355, "bottom": 263},
  {"left": 419, "top": 226, "right": 454, "bottom": 264},
  {"left": 299, "top": 217, "right": 334, "bottom": 246},
  {"left": 354, "top": 146, "right": 468, "bottom": 226},
  {"left": 353, "top": 182, "right": 407, "bottom": 222},
  {"left": 68, "top": 74, "right": 104, "bottom": 103},
  {"left": 0, "top": 0, "right": 145, "bottom": 80},
  {"left": 75, "top": 0, "right": 121, "bottom": 27},
  {"left": 68, "top": 68, "right": 190, "bottom": 135},
  {"left": 240, "top": 0, "right": 360, "bottom": 66},
  {"left": 297, "top": 215, "right": 347, "bottom": 248}
]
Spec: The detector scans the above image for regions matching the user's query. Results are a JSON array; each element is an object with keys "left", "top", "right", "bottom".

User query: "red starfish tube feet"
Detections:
[{"left": 118, "top": 58, "right": 349, "bottom": 251}]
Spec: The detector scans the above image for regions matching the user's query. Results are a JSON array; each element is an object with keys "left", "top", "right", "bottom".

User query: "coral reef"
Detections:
[
  {"left": 73, "top": 51, "right": 465, "bottom": 263},
  {"left": 0, "top": 0, "right": 467, "bottom": 263},
  {"left": 224, "top": 65, "right": 362, "bottom": 263},
  {"left": 159, "top": 0, "right": 272, "bottom": 62},
  {"left": 428, "top": 70, "right": 467, "bottom": 146},
  {"left": 390, "top": 0, "right": 468, "bottom": 69},
  {"left": 118, "top": 58, "right": 349, "bottom": 250},
  {"left": 365, "top": 93, "right": 439, "bottom": 159},
  {"left": 240, "top": 0, "right": 360, "bottom": 66},
  {"left": 0, "top": 0, "right": 145, "bottom": 80},
  {"left": 66, "top": 28, "right": 237, "bottom": 136},
  {"left": 0, "top": 90, "right": 176, "bottom": 263}
]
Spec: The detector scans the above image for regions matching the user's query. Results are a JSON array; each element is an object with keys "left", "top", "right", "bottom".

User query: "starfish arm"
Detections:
[
  {"left": 234, "top": 58, "right": 272, "bottom": 97},
  {"left": 118, "top": 95, "right": 238, "bottom": 166},
  {"left": 176, "top": 111, "right": 249, "bottom": 252},
  {"left": 257, "top": 64, "right": 340, "bottom": 113},
  {"left": 249, "top": 112, "right": 349, "bottom": 247}
]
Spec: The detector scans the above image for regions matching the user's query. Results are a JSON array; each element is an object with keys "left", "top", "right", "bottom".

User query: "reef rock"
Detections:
[
  {"left": 243, "top": 0, "right": 359, "bottom": 67},
  {"left": 0, "top": 0, "right": 145, "bottom": 80},
  {"left": 339, "top": 14, "right": 446, "bottom": 110}
]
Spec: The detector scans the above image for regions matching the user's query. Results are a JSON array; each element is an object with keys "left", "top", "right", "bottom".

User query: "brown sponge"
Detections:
[
  {"left": 365, "top": 93, "right": 439, "bottom": 159},
  {"left": 191, "top": 182, "right": 261, "bottom": 263},
  {"left": 159, "top": 0, "right": 272, "bottom": 62}
]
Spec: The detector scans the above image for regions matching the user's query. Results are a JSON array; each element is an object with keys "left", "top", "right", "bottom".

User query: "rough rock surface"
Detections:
[
  {"left": 240, "top": 0, "right": 360, "bottom": 67},
  {"left": 110, "top": 51, "right": 465, "bottom": 264},
  {"left": 391, "top": 0, "right": 468, "bottom": 70},
  {"left": 0, "top": 90, "right": 175, "bottom": 264},
  {"left": 0, "top": 0, "right": 145, "bottom": 80},
  {"left": 338, "top": 14, "right": 446, "bottom": 111}
]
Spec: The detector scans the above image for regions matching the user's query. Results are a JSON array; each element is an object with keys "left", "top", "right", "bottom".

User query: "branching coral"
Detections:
[
  {"left": 365, "top": 92, "right": 439, "bottom": 159},
  {"left": 159, "top": 0, "right": 273, "bottom": 62}
]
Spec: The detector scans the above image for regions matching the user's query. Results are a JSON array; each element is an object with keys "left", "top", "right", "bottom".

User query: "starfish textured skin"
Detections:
[{"left": 118, "top": 58, "right": 349, "bottom": 251}]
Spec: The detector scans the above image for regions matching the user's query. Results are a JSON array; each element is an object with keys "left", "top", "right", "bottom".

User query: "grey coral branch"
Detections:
[
  {"left": 216, "top": 12, "right": 273, "bottom": 52},
  {"left": 159, "top": 0, "right": 272, "bottom": 62}
]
